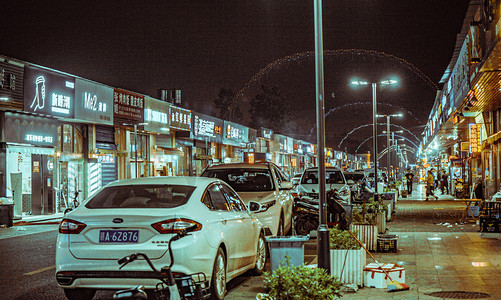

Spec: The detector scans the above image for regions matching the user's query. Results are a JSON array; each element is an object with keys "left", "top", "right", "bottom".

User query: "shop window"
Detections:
[
  {"left": 57, "top": 124, "right": 83, "bottom": 153},
  {"left": 130, "top": 133, "right": 149, "bottom": 160}
]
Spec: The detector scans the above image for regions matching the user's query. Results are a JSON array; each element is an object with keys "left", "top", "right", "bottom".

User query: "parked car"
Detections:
[
  {"left": 56, "top": 176, "right": 267, "bottom": 300},
  {"left": 291, "top": 172, "right": 303, "bottom": 187},
  {"left": 201, "top": 162, "right": 294, "bottom": 236},
  {"left": 296, "top": 167, "right": 351, "bottom": 203},
  {"left": 343, "top": 170, "right": 366, "bottom": 196}
]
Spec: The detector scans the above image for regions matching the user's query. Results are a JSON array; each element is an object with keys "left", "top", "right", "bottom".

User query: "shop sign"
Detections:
[
  {"left": 169, "top": 105, "right": 191, "bottom": 131},
  {"left": 303, "top": 143, "right": 314, "bottom": 155},
  {"left": 223, "top": 121, "right": 249, "bottom": 147},
  {"left": 259, "top": 127, "right": 273, "bottom": 139},
  {"left": 5, "top": 112, "right": 59, "bottom": 146},
  {"left": 74, "top": 79, "right": 113, "bottom": 125},
  {"left": 0, "top": 60, "right": 23, "bottom": 110},
  {"left": 469, "top": 123, "right": 481, "bottom": 153},
  {"left": 144, "top": 97, "right": 169, "bottom": 133},
  {"left": 97, "top": 154, "right": 114, "bottom": 163},
  {"left": 191, "top": 112, "right": 223, "bottom": 143},
  {"left": 113, "top": 88, "right": 144, "bottom": 122},
  {"left": 24, "top": 65, "right": 75, "bottom": 118}
]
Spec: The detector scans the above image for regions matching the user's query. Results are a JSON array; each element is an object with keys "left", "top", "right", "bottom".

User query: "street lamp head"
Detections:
[
  {"left": 380, "top": 79, "right": 398, "bottom": 85},
  {"left": 350, "top": 80, "right": 369, "bottom": 86}
]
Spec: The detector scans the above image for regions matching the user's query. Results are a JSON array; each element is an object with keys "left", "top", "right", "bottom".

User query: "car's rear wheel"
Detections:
[
  {"left": 251, "top": 233, "right": 267, "bottom": 275},
  {"left": 63, "top": 288, "right": 96, "bottom": 300},
  {"left": 210, "top": 248, "right": 226, "bottom": 300}
]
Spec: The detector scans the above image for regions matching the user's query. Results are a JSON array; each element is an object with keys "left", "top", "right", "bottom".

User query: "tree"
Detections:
[
  {"left": 212, "top": 88, "right": 242, "bottom": 122},
  {"left": 249, "top": 85, "right": 292, "bottom": 132}
]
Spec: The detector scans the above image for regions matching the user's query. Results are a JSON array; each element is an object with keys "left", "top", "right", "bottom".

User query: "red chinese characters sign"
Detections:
[
  {"left": 469, "top": 123, "right": 481, "bottom": 153},
  {"left": 113, "top": 89, "right": 144, "bottom": 122}
]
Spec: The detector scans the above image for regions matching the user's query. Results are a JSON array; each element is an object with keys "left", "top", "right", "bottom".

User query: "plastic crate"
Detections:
[
  {"left": 377, "top": 234, "right": 398, "bottom": 253},
  {"left": 266, "top": 235, "right": 309, "bottom": 273},
  {"left": 480, "top": 217, "right": 500, "bottom": 233}
]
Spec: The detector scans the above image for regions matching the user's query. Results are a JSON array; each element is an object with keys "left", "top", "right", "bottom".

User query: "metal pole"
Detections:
[
  {"left": 392, "top": 132, "right": 395, "bottom": 181},
  {"left": 134, "top": 124, "right": 138, "bottom": 178},
  {"left": 387, "top": 116, "right": 390, "bottom": 182},
  {"left": 314, "top": 0, "right": 330, "bottom": 273},
  {"left": 372, "top": 83, "right": 378, "bottom": 202}
]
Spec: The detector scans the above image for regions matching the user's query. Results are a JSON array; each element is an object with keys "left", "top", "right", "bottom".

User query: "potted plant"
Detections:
[
  {"left": 260, "top": 255, "right": 342, "bottom": 300},
  {"left": 329, "top": 226, "right": 366, "bottom": 287},
  {"left": 365, "top": 198, "right": 387, "bottom": 234},
  {"left": 352, "top": 203, "right": 378, "bottom": 251}
]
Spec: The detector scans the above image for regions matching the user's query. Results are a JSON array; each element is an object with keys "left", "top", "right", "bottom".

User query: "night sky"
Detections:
[{"left": 0, "top": 1, "right": 470, "bottom": 155}]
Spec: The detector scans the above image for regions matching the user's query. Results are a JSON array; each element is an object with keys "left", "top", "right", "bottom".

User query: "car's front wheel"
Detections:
[
  {"left": 211, "top": 248, "right": 226, "bottom": 300},
  {"left": 251, "top": 233, "right": 267, "bottom": 275},
  {"left": 63, "top": 288, "right": 96, "bottom": 300}
]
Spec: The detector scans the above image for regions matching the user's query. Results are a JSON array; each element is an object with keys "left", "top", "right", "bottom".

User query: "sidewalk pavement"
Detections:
[{"left": 226, "top": 184, "right": 501, "bottom": 299}]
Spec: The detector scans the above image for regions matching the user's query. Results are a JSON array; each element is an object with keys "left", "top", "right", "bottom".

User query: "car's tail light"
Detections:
[
  {"left": 151, "top": 218, "right": 202, "bottom": 234},
  {"left": 59, "top": 219, "right": 87, "bottom": 234}
]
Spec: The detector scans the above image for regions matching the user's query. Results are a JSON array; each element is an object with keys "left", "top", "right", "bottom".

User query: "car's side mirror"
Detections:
[{"left": 280, "top": 181, "right": 293, "bottom": 190}]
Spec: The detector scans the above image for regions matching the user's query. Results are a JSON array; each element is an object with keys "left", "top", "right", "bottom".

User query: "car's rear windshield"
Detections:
[
  {"left": 85, "top": 185, "right": 196, "bottom": 209},
  {"left": 344, "top": 173, "right": 365, "bottom": 182},
  {"left": 202, "top": 169, "right": 274, "bottom": 192},
  {"left": 301, "top": 170, "right": 345, "bottom": 184}
]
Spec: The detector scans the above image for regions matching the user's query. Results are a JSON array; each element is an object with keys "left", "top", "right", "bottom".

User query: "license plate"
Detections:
[{"left": 99, "top": 230, "right": 139, "bottom": 243}]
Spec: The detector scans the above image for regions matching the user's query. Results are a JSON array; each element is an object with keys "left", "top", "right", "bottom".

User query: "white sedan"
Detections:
[
  {"left": 56, "top": 177, "right": 267, "bottom": 300},
  {"left": 202, "top": 163, "right": 294, "bottom": 236}
]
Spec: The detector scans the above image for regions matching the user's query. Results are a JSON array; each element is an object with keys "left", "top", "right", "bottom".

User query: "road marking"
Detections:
[{"left": 24, "top": 265, "right": 55, "bottom": 276}]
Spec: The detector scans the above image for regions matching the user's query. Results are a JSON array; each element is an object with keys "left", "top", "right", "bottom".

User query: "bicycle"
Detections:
[{"left": 113, "top": 225, "right": 210, "bottom": 300}]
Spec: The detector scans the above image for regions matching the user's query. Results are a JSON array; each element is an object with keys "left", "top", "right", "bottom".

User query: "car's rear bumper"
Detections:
[{"left": 56, "top": 270, "right": 170, "bottom": 287}]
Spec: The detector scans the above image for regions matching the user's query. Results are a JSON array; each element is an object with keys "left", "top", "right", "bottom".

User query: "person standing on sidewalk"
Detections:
[
  {"left": 405, "top": 168, "right": 414, "bottom": 195},
  {"left": 441, "top": 171, "right": 449, "bottom": 194},
  {"left": 426, "top": 170, "right": 438, "bottom": 201}
]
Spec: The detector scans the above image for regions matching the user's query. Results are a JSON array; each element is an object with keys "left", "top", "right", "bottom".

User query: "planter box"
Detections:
[
  {"left": 364, "top": 263, "right": 405, "bottom": 289},
  {"left": 376, "top": 212, "right": 386, "bottom": 234},
  {"left": 351, "top": 224, "right": 378, "bottom": 251},
  {"left": 330, "top": 247, "right": 366, "bottom": 287},
  {"left": 380, "top": 193, "right": 397, "bottom": 212}
]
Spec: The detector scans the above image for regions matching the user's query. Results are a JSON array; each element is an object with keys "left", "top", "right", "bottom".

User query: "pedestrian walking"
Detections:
[
  {"left": 426, "top": 170, "right": 438, "bottom": 201},
  {"left": 405, "top": 168, "right": 414, "bottom": 194}
]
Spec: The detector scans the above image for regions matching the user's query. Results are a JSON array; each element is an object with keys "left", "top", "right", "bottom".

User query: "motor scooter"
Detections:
[{"left": 293, "top": 189, "right": 350, "bottom": 235}]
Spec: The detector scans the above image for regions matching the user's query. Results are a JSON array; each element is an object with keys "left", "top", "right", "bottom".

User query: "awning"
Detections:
[
  {"left": 156, "top": 146, "right": 184, "bottom": 156},
  {"left": 97, "top": 149, "right": 128, "bottom": 157},
  {"left": 7, "top": 144, "right": 55, "bottom": 155},
  {"left": 485, "top": 130, "right": 501, "bottom": 145}
]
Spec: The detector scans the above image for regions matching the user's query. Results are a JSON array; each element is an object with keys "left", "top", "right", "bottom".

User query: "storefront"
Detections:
[
  {"left": 113, "top": 88, "right": 146, "bottom": 179},
  {"left": 170, "top": 105, "right": 192, "bottom": 176},
  {"left": 74, "top": 78, "right": 115, "bottom": 198},
  {"left": 144, "top": 97, "right": 177, "bottom": 176},
  {"left": 254, "top": 127, "right": 273, "bottom": 163},
  {"left": 3, "top": 112, "right": 59, "bottom": 216},
  {"left": 222, "top": 121, "right": 249, "bottom": 163},
  {"left": 191, "top": 112, "right": 223, "bottom": 175}
]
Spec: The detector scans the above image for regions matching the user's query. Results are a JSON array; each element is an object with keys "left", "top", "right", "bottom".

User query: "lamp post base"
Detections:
[{"left": 317, "top": 225, "right": 331, "bottom": 273}]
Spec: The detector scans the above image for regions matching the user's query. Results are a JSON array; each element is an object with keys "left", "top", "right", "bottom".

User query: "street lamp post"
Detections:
[
  {"left": 314, "top": 0, "right": 330, "bottom": 273},
  {"left": 351, "top": 79, "right": 397, "bottom": 202},
  {"left": 377, "top": 113, "right": 402, "bottom": 181}
]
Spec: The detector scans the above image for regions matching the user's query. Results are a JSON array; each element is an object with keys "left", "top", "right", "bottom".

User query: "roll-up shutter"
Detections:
[{"left": 95, "top": 126, "right": 117, "bottom": 184}]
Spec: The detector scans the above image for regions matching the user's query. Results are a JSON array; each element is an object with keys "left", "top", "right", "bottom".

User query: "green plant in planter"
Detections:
[
  {"left": 263, "top": 256, "right": 342, "bottom": 300},
  {"left": 352, "top": 202, "right": 377, "bottom": 225},
  {"left": 329, "top": 226, "right": 360, "bottom": 250}
]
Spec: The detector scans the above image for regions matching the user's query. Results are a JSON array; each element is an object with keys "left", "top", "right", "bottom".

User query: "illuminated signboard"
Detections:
[
  {"left": 144, "top": 97, "right": 169, "bottom": 133},
  {"left": 24, "top": 65, "right": 75, "bottom": 118},
  {"left": 113, "top": 88, "right": 144, "bottom": 123},
  {"left": 75, "top": 79, "right": 113, "bottom": 125},
  {"left": 469, "top": 123, "right": 481, "bottom": 153},
  {"left": 259, "top": 128, "right": 273, "bottom": 139},
  {"left": 223, "top": 121, "right": 249, "bottom": 147},
  {"left": 192, "top": 112, "right": 223, "bottom": 143},
  {"left": 169, "top": 105, "right": 191, "bottom": 131},
  {"left": 4, "top": 112, "right": 59, "bottom": 147}
]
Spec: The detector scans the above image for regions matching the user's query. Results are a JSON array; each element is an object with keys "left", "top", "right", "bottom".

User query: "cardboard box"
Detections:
[{"left": 363, "top": 263, "right": 405, "bottom": 288}]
